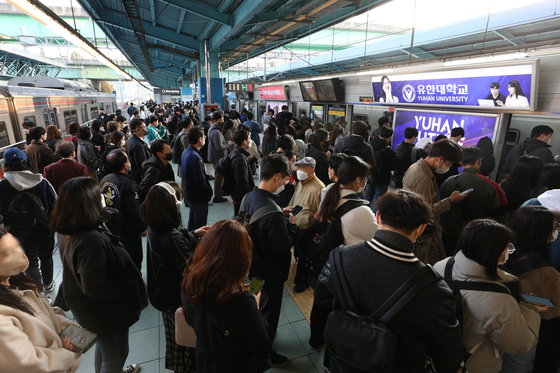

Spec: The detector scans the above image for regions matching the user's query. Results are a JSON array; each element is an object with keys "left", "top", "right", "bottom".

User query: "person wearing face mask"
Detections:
[
  {"left": 100, "top": 149, "right": 147, "bottom": 270},
  {"left": 504, "top": 206, "right": 560, "bottom": 372},
  {"left": 125, "top": 118, "right": 152, "bottom": 184},
  {"left": 434, "top": 219, "right": 543, "bottom": 373},
  {"left": 239, "top": 154, "right": 297, "bottom": 368},
  {"left": 0, "top": 228, "right": 82, "bottom": 373},
  {"left": 288, "top": 157, "right": 326, "bottom": 293},
  {"left": 182, "top": 127, "right": 213, "bottom": 230},
  {"left": 139, "top": 139, "right": 175, "bottom": 200},
  {"left": 140, "top": 183, "right": 209, "bottom": 373},
  {"left": 403, "top": 139, "right": 467, "bottom": 265},
  {"left": 317, "top": 190, "right": 466, "bottom": 373},
  {"left": 229, "top": 128, "right": 255, "bottom": 216}
]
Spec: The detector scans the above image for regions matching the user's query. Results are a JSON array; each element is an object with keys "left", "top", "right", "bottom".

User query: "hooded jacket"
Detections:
[
  {"left": 125, "top": 135, "right": 151, "bottom": 183},
  {"left": 0, "top": 171, "right": 57, "bottom": 219},
  {"left": 77, "top": 139, "right": 99, "bottom": 173},
  {"left": 208, "top": 123, "right": 228, "bottom": 163},
  {"left": 334, "top": 135, "right": 376, "bottom": 182},
  {"left": 434, "top": 251, "right": 540, "bottom": 373},
  {"left": 139, "top": 155, "right": 175, "bottom": 199},
  {"left": 504, "top": 137, "right": 554, "bottom": 173}
]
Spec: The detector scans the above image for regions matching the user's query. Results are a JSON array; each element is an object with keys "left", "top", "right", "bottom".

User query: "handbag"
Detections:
[{"left": 175, "top": 307, "right": 197, "bottom": 348}]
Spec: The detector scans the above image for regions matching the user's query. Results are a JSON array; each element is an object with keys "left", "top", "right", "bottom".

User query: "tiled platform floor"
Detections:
[{"left": 49, "top": 172, "right": 325, "bottom": 373}]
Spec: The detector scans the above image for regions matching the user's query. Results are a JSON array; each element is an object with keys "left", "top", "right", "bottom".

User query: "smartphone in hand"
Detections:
[
  {"left": 291, "top": 205, "right": 303, "bottom": 216},
  {"left": 248, "top": 277, "right": 265, "bottom": 295},
  {"left": 521, "top": 294, "right": 556, "bottom": 308},
  {"left": 460, "top": 188, "right": 474, "bottom": 195}
]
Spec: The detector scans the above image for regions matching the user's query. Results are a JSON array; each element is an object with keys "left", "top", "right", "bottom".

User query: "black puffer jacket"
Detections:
[
  {"left": 139, "top": 156, "right": 175, "bottom": 199},
  {"left": 334, "top": 134, "right": 376, "bottom": 181},
  {"left": 370, "top": 137, "right": 396, "bottom": 185},
  {"left": 504, "top": 137, "right": 554, "bottom": 172},
  {"left": 305, "top": 144, "right": 330, "bottom": 186},
  {"left": 61, "top": 227, "right": 147, "bottom": 336}
]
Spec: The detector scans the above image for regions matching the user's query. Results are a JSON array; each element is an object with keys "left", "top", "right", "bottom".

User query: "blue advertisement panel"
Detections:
[
  {"left": 372, "top": 64, "right": 535, "bottom": 110},
  {"left": 392, "top": 109, "right": 499, "bottom": 150}
]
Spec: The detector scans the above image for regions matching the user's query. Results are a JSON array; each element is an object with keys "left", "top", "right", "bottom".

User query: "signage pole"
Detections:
[{"left": 204, "top": 39, "right": 211, "bottom": 104}]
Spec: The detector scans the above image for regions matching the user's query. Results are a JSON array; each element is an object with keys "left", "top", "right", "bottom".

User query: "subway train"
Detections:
[{"left": 0, "top": 76, "right": 117, "bottom": 152}]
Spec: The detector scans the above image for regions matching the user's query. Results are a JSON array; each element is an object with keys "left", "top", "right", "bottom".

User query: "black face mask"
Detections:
[{"left": 164, "top": 153, "right": 173, "bottom": 161}]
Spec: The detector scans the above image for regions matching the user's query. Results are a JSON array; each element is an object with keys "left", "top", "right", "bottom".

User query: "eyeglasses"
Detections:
[{"left": 507, "top": 243, "right": 516, "bottom": 255}]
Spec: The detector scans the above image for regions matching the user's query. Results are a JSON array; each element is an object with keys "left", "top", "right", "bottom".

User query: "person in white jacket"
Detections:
[
  {"left": 0, "top": 228, "right": 81, "bottom": 373},
  {"left": 434, "top": 219, "right": 544, "bottom": 373}
]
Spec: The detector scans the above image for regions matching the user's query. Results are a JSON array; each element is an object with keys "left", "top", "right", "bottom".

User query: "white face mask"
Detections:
[
  {"left": 435, "top": 160, "right": 451, "bottom": 174},
  {"left": 248, "top": 139, "right": 254, "bottom": 148},
  {"left": 296, "top": 170, "right": 309, "bottom": 181},
  {"left": 501, "top": 250, "right": 509, "bottom": 264},
  {"left": 550, "top": 230, "right": 558, "bottom": 243},
  {"left": 100, "top": 194, "right": 106, "bottom": 208},
  {"left": 274, "top": 181, "right": 285, "bottom": 195},
  {"left": 0, "top": 237, "right": 29, "bottom": 277}
]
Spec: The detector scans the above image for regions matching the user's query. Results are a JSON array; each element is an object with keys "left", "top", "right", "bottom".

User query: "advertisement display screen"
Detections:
[
  {"left": 372, "top": 63, "right": 536, "bottom": 110},
  {"left": 392, "top": 109, "right": 499, "bottom": 150},
  {"left": 315, "top": 79, "right": 337, "bottom": 101},
  {"left": 300, "top": 82, "right": 318, "bottom": 101},
  {"left": 258, "top": 85, "right": 287, "bottom": 100}
]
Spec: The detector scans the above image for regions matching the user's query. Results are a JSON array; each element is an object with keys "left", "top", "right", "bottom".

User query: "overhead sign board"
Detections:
[
  {"left": 372, "top": 63, "right": 536, "bottom": 111},
  {"left": 392, "top": 108, "right": 499, "bottom": 150},
  {"left": 154, "top": 88, "right": 181, "bottom": 95},
  {"left": 258, "top": 85, "right": 287, "bottom": 100}
]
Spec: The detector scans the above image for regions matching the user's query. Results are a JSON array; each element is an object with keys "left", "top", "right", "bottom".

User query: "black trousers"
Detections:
[
  {"left": 121, "top": 235, "right": 143, "bottom": 270},
  {"left": 261, "top": 281, "right": 284, "bottom": 341},
  {"left": 294, "top": 229, "right": 311, "bottom": 286},
  {"left": 533, "top": 317, "right": 560, "bottom": 372},
  {"left": 23, "top": 233, "right": 55, "bottom": 286}
]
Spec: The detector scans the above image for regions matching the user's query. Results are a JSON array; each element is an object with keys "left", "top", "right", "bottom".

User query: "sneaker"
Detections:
[
  {"left": 122, "top": 363, "right": 140, "bottom": 373},
  {"left": 293, "top": 283, "right": 308, "bottom": 293},
  {"left": 44, "top": 282, "right": 55, "bottom": 293},
  {"left": 270, "top": 352, "right": 289, "bottom": 368},
  {"left": 213, "top": 197, "right": 228, "bottom": 203}
]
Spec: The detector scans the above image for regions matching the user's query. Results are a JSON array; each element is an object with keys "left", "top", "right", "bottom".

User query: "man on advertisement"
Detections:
[{"left": 484, "top": 82, "right": 506, "bottom": 107}]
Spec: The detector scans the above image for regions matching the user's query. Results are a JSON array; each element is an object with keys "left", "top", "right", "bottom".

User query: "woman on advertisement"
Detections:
[
  {"left": 505, "top": 80, "right": 530, "bottom": 108},
  {"left": 378, "top": 75, "right": 399, "bottom": 103}
]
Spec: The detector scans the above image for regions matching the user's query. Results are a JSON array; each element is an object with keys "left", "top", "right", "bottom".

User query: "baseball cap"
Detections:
[{"left": 3, "top": 148, "right": 27, "bottom": 164}]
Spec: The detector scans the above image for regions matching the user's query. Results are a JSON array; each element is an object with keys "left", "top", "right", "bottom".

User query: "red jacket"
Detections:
[{"left": 43, "top": 158, "right": 88, "bottom": 192}]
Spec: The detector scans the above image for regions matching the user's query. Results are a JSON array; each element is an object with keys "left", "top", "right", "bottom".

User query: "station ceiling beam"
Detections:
[{"left": 161, "top": 0, "right": 233, "bottom": 26}]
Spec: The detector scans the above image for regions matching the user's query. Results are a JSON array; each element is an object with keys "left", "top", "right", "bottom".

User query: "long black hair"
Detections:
[
  {"left": 317, "top": 156, "right": 370, "bottom": 222},
  {"left": 507, "top": 80, "right": 527, "bottom": 98},
  {"left": 501, "top": 155, "right": 544, "bottom": 211},
  {"left": 0, "top": 229, "right": 40, "bottom": 315},
  {"left": 507, "top": 206, "right": 555, "bottom": 263}
]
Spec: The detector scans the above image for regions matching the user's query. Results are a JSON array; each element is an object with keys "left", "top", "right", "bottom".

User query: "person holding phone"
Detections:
[
  {"left": 434, "top": 219, "right": 544, "bottom": 373},
  {"left": 0, "top": 228, "right": 81, "bottom": 373},
  {"left": 439, "top": 147, "right": 507, "bottom": 255},
  {"left": 506, "top": 206, "right": 560, "bottom": 372},
  {"left": 182, "top": 220, "right": 272, "bottom": 373}
]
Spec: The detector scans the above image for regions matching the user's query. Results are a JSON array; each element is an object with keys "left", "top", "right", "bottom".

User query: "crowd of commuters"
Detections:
[{"left": 1, "top": 98, "right": 560, "bottom": 373}]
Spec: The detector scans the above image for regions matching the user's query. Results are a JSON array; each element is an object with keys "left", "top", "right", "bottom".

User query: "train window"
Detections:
[
  {"left": 63, "top": 110, "right": 79, "bottom": 126},
  {"left": 23, "top": 116, "right": 36, "bottom": 124},
  {"left": 0, "top": 121, "right": 10, "bottom": 149},
  {"left": 90, "top": 106, "right": 99, "bottom": 118}
]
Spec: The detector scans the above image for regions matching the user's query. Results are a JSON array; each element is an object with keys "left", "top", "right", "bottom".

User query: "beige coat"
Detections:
[
  {"left": 434, "top": 251, "right": 540, "bottom": 373},
  {"left": 0, "top": 289, "right": 81, "bottom": 373},
  {"left": 289, "top": 175, "right": 325, "bottom": 230}
]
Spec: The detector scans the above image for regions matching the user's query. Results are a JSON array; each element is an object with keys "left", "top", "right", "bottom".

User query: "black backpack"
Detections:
[
  {"left": 4, "top": 190, "right": 50, "bottom": 244},
  {"left": 324, "top": 246, "right": 438, "bottom": 372},
  {"left": 216, "top": 153, "right": 240, "bottom": 196},
  {"left": 171, "top": 132, "right": 186, "bottom": 164},
  {"left": 236, "top": 194, "right": 283, "bottom": 232},
  {"left": 342, "top": 143, "right": 378, "bottom": 184},
  {"left": 302, "top": 196, "right": 369, "bottom": 280}
]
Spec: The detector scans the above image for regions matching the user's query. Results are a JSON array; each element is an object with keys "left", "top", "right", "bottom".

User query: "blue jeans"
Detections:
[
  {"left": 371, "top": 184, "right": 389, "bottom": 212},
  {"left": 501, "top": 345, "right": 536, "bottom": 373},
  {"left": 365, "top": 183, "right": 374, "bottom": 202},
  {"left": 94, "top": 329, "right": 129, "bottom": 373},
  {"left": 187, "top": 201, "right": 209, "bottom": 230}
]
